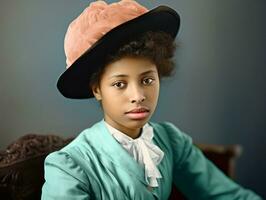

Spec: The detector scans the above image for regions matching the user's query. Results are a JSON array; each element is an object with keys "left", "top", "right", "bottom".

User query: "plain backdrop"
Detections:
[{"left": 1, "top": 0, "right": 265, "bottom": 198}]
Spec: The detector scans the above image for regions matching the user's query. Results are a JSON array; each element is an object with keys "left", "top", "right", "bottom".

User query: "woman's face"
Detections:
[{"left": 92, "top": 56, "right": 160, "bottom": 139}]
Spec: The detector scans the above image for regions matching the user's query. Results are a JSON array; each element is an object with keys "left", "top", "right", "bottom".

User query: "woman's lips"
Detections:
[
  {"left": 126, "top": 107, "right": 149, "bottom": 120},
  {"left": 125, "top": 110, "right": 150, "bottom": 120}
]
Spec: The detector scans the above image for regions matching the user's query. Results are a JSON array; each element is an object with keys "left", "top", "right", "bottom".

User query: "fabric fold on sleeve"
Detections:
[{"left": 41, "top": 151, "right": 91, "bottom": 200}]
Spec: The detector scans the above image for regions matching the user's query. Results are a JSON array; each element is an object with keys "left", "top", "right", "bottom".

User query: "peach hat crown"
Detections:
[{"left": 64, "top": 0, "right": 148, "bottom": 68}]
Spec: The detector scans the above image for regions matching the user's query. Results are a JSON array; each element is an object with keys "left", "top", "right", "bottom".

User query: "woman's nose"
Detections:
[{"left": 129, "top": 85, "right": 146, "bottom": 104}]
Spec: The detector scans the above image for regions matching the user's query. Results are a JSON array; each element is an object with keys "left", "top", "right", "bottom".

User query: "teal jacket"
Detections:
[{"left": 41, "top": 120, "right": 262, "bottom": 200}]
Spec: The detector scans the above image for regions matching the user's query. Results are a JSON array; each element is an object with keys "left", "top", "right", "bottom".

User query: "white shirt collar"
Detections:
[{"left": 104, "top": 120, "right": 164, "bottom": 188}]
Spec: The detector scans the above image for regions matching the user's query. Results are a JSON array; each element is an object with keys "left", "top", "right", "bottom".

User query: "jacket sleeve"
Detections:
[
  {"left": 162, "top": 122, "right": 262, "bottom": 200},
  {"left": 41, "top": 151, "right": 92, "bottom": 200}
]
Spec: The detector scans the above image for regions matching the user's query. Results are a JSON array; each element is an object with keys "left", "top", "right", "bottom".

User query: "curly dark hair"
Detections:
[{"left": 89, "top": 31, "right": 177, "bottom": 88}]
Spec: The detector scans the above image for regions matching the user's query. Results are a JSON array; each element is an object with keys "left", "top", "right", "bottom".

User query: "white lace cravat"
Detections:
[{"left": 104, "top": 121, "right": 164, "bottom": 187}]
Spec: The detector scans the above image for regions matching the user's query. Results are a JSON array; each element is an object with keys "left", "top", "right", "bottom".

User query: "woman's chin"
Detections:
[{"left": 124, "top": 117, "right": 150, "bottom": 129}]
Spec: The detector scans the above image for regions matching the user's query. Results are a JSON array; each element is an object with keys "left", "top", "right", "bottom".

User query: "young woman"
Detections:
[{"left": 41, "top": 1, "right": 262, "bottom": 199}]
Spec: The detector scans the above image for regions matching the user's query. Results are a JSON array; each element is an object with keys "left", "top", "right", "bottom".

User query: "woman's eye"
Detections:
[
  {"left": 143, "top": 78, "right": 154, "bottom": 85},
  {"left": 113, "top": 82, "right": 126, "bottom": 89}
]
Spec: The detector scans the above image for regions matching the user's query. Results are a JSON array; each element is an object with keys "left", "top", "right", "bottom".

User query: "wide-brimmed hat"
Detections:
[{"left": 57, "top": 0, "right": 180, "bottom": 99}]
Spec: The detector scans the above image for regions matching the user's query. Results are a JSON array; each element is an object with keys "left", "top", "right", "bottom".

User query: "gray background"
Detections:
[{"left": 1, "top": 0, "right": 265, "bottom": 198}]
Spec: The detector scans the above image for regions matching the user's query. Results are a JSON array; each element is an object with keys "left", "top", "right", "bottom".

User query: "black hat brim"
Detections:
[{"left": 57, "top": 5, "right": 180, "bottom": 99}]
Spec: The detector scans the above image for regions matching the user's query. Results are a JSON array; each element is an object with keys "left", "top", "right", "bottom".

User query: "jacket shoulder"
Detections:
[{"left": 150, "top": 121, "right": 192, "bottom": 142}]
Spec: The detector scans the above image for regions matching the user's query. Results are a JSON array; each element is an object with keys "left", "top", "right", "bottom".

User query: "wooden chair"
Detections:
[{"left": 0, "top": 134, "right": 242, "bottom": 200}]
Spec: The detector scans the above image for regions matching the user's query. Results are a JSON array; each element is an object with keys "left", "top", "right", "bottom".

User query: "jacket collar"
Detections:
[{"left": 91, "top": 120, "right": 146, "bottom": 182}]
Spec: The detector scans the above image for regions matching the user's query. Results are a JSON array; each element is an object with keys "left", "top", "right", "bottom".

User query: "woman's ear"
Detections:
[{"left": 92, "top": 84, "right": 102, "bottom": 101}]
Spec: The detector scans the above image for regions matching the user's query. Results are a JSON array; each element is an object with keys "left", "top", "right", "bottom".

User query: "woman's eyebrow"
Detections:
[
  {"left": 140, "top": 69, "right": 157, "bottom": 76},
  {"left": 109, "top": 74, "right": 128, "bottom": 79},
  {"left": 109, "top": 69, "right": 156, "bottom": 79}
]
